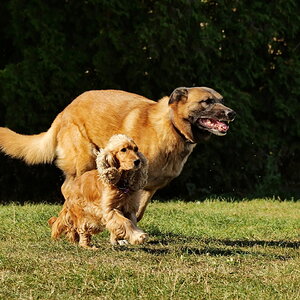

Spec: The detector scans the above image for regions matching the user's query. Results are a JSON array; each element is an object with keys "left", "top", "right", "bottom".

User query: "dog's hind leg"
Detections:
[
  {"left": 66, "top": 229, "right": 79, "bottom": 244},
  {"left": 78, "top": 230, "right": 98, "bottom": 250},
  {"left": 78, "top": 231, "right": 91, "bottom": 248},
  {"left": 48, "top": 215, "right": 67, "bottom": 240},
  {"left": 56, "top": 124, "right": 97, "bottom": 178}
]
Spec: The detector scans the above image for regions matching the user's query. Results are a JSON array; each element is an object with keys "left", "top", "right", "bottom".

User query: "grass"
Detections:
[{"left": 0, "top": 199, "right": 300, "bottom": 300}]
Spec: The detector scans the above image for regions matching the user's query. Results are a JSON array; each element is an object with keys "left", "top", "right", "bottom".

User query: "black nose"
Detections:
[
  {"left": 134, "top": 159, "right": 140, "bottom": 166},
  {"left": 226, "top": 110, "right": 236, "bottom": 120}
]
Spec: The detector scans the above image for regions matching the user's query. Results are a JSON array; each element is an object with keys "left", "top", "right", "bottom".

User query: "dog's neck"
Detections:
[
  {"left": 170, "top": 118, "right": 196, "bottom": 145},
  {"left": 116, "top": 179, "right": 130, "bottom": 193},
  {"left": 154, "top": 97, "right": 196, "bottom": 144},
  {"left": 116, "top": 185, "right": 131, "bottom": 194}
]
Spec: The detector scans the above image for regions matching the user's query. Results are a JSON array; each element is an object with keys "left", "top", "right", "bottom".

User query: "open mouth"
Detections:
[{"left": 198, "top": 118, "right": 230, "bottom": 135}]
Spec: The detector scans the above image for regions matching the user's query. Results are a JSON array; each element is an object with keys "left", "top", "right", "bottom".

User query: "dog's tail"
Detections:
[
  {"left": 48, "top": 214, "right": 66, "bottom": 240},
  {"left": 0, "top": 113, "right": 62, "bottom": 165},
  {"left": 48, "top": 209, "right": 79, "bottom": 243},
  {"left": 48, "top": 216, "right": 58, "bottom": 227}
]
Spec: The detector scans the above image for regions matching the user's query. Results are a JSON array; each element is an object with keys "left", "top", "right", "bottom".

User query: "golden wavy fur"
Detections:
[
  {"left": 48, "top": 134, "right": 148, "bottom": 249},
  {"left": 0, "top": 87, "right": 235, "bottom": 221}
]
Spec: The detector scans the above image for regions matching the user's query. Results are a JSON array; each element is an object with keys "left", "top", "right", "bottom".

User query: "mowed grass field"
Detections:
[{"left": 0, "top": 199, "right": 300, "bottom": 300}]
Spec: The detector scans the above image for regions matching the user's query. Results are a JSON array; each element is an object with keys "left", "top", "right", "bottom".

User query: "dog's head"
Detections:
[
  {"left": 96, "top": 134, "right": 148, "bottom": 187},
  {"left": 168, "top": 87, "right": 236, "bottom": 143},
  {"left": 103, "top": 134, "right": 143, "bottom": 171}
]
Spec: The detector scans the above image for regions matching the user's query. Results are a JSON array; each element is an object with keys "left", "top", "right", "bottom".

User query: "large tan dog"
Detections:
[{"left": 0, "top": 87, "right": 235, "bottom": 220}]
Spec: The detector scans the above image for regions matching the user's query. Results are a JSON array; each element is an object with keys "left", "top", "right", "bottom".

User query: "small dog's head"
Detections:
[
  {"left": 96, "top": 134, "right": 148, "bottom": 188},
  {"left": 101, "top": 134, "right": 142, "bottom": 171}
]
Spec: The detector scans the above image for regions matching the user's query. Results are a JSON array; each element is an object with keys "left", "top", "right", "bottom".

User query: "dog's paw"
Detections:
[
  {"left": 130, "top": 232, "right": 148, "bottom": 245},
  {"left": 117, "top": 239, "right": 129, "bottom": 246},
  {"left": 110, "top": 237, "right": 129, "bottom": 246}
]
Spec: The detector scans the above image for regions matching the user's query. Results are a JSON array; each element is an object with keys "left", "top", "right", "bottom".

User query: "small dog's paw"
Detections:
[
  {"left": 130, "top": 232, "right": 148, "bottom": 245},
  {"left": 110, "top": 237, "right": 129, "bottom": 246},
  {"left": 117, "top": 240, "right": 129, "bottom": 246}
]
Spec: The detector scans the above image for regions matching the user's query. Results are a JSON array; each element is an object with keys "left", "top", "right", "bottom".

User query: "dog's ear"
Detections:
[
  {"left": 96, "top": 150, "right": 121, "bottom": 185},
  {"left": 138, "top": 151, "right": 148, "bottom": 169},
  {"left": 125, "top": 152, "right": 148, "bottom": 191},
  {"left": 97, "top": 150, "right": 119, "bottom": 169},
  {"left": 169, "top": 87, "right": 188, "bottom": 104},
  {"left": 105, "top": 152, "right": 119, "bottom": 168}
]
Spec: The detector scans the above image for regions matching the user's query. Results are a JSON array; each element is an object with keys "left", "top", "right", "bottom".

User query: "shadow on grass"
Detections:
[
  {"left": 148, "top": 231, "right": 300, "bottom": 249},
  {"left": 113, "top": 245, "right": 171, "bottom": 255},
  {"left": 110, "top": 231, "right": 298, "bottom": 260},
  {"left": 109, "top": 232, "right": 300, "bottom": 260},
  {"left": 113, "top": 243, "right": 292, "bottom": 260},
  {"left": 114, "top": 244, "right": 253, "bottom": 257},
  {"left": 175, "top": 245, "right": 293, "bottom": 260},
  {"left": 218, "top": 239, "right": 300, "bottom": 249}
]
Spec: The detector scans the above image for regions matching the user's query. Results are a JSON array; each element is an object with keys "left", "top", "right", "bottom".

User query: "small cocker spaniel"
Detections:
[{"left": 48, "top": 134, "right": 148, "bottom": 249}]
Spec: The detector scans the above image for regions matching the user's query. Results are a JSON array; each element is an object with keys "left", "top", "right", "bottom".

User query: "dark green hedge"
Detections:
[{"left": 1, "top": 0, "right": 300, "bottom": 202}]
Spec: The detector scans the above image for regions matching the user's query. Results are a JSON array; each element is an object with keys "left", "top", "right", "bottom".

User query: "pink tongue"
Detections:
[{"left": 199, "top": 118, "right": 229, "bottom": 132}]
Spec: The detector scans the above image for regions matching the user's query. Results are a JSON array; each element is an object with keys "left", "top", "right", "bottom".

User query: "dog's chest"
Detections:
[
  {"left": 113, "top": 192, "right": 138, "bottom": 213},
  {"left": 148, "top": 144, "right": 195, "bottom": 188}
]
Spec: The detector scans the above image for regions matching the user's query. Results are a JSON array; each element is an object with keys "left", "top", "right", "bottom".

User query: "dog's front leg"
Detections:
[
  {"left": 109, "top": 231, "right": 129, "bottom": 246},
  {"left": 136, "top": 189, "right": 157, "bottom": 222},
  {"left": 106, "top": 209, "right": 148, "bottom": 245}
]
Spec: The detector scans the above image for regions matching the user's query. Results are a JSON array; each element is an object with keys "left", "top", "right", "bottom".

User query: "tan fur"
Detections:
[
  {"left": 0, "top": 114, "right": 61, "bottom": 164},
  {"left": 0, "top": 87, "right": 235, "bottom": 220},
  {"left": 48, "top": 135, "right": 148, "bottom": 249}
]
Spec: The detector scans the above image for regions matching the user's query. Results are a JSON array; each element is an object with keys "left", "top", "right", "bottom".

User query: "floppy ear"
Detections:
[
  {"left": 168, "top": 87, "right": 188, "bottom": 104},
  {"left": 126, "top": 152, "right": 148, "bottom": 191},
  {"left": 138, "top": 151, "right": 148, "bottom": 169},
  {"left": 98, "top": 150, "right": 119, "bottom": 169},
  {"left": 96, "top": 150, "right": 121, "bottom": 185}
]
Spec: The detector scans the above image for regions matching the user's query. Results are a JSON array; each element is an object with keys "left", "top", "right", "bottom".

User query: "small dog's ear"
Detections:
[
  {"left": 125, "top": 152, "right": 148, "bottom": 191},
  {"left": 169, "top": 87, "right": 188, "bottom": 104},
  {"left": 96, "top": 150, "right": 121, "bottom": 185},
  {"left": 138, "top": 151, "right": 148, "bottom": 168},
  {"left": 97, "top": 150, "right": 119, "bottom": 169},
  {"left": 105, "top": 152, "right": 118, "bottom": 168}
]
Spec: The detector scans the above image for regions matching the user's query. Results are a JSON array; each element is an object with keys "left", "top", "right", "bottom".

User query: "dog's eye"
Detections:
[
  {"left": 134, "top": 146, "right": 138, "bottom": 152},
  {"left": 121, "top": 148, "right": 127, "bottom": 152},
  {"left": 203, "top": 99, "right": 215, "bottom": 105}
]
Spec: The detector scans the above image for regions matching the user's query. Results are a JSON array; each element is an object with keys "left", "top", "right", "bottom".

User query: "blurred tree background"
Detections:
[{"left": 0, "top": 0, "right": 300, "bottom": 203}]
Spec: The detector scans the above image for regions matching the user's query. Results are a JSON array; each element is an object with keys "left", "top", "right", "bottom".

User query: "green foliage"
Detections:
[{"left": 1, "top": 0, "right": 300, "bottom": 201}]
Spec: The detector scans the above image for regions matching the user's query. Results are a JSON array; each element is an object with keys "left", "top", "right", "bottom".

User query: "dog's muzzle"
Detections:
[{"left": 197, "top": 109, "right": 236, "bottom": 136}]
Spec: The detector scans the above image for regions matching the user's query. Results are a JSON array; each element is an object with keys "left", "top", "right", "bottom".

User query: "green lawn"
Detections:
[{"left": 0, "top": 199, "right": 300, "bottom": 299}]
